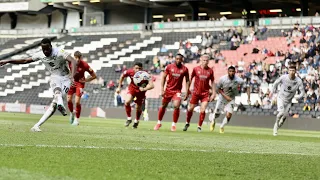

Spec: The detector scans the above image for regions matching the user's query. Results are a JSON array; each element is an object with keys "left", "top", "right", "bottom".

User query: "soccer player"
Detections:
[
  {"left": 116, "top": 62, "right": 154, "bottom": 129},
  {"left": 210, "top": 66, "right": 250, "bottom": 133},
  {"left": 67, "top": 51, "right": 97, "bottom": 126},
  {"left": 0, "top": 38, "right": 77, "bottom": 132},
  {"left": 183, "top": 54, "right": 216, "bottom": 132},
  {"left": 272, "top": 65, "right": 304, "bottom": 136},
  {"left": 154, "top": 54, "right": 190, "bottom": 131}
]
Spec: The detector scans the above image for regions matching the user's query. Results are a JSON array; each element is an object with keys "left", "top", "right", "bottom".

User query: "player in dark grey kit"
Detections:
[{"left": 272, "top": 65, "right": 304, "bottom": 136}]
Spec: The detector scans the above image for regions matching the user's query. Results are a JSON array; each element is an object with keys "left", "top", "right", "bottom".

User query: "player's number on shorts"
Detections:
[{"left": 63, "top": 85, "right": 69, "bottom": 93}]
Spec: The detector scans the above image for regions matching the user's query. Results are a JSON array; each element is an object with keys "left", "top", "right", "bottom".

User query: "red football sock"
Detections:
[
  {"left": 198, "top": 112, "right": 206, "bottom": 127},
  {"left": 136, "top": 109, "right": 142, "bottom": 121},
  {"left": 75, "top": 104, "right": 81, "bottom": 118},
  {"left": 158, "top": 107, "right": 166, "bottom": 121},
  {"left": 125, "top": 104, "right": 131, "bottom": 118},
  {"left": 67, "top": 101, "right": 73, "bottom": 113},
  {"left": 173, "top": 108, "right": 180, "bottom": 123},
  {"left": 186, "top": 110, "right": 193, "bottom": 124}
]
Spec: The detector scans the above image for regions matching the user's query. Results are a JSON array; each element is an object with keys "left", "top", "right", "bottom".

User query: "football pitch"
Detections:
[{"left": 0, "top": 112, "right": 319, "bottom": 180}]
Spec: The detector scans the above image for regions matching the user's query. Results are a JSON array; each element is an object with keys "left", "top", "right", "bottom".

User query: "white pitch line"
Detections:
[{"left": 0, "top": 144, "right": 319, "bottom": 156}]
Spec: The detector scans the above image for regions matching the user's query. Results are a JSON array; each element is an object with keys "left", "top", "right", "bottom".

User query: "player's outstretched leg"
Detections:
[
  {"left": 183, "top": 104, "right": 195, "bottom": 131},
  {"left": 67, "top": 95, "right": 75, "bottom": 124},
  {"left": 220, "top": 113, "right": 232, "bottom": 134},
  {"left": 31, "top": 102, "right": 57, "bottom": 132}
]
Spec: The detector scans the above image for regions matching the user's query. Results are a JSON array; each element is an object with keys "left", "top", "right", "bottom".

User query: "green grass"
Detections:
[{"left": 0, "top": 112, "right": 319, "bottom": 180}]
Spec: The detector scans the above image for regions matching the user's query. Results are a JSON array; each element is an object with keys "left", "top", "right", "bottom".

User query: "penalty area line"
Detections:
[{"left": 0, "top": 144, "right": 318, "bottom": 156}]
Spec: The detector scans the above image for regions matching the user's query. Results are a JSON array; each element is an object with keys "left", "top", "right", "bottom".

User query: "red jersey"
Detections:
[
  {"left": 122, "top": 68, "right": 140, "bottom": 92},
  {"left": 70, "top": 60, "right": 94, "bottom": 87},
  {"left": 191, "top": 66, "right": 214, "bottom": 95},
  {"left": 164, "top": 63, "right": 189, "bottom": 94}
]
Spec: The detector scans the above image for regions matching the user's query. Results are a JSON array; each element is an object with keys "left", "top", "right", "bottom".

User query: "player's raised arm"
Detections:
[
  {"left": 160, "top": 68, "right": 168, "bottom": 97},
  {"left": 0, "top": 57, "right": 34, "bottom": 66}
]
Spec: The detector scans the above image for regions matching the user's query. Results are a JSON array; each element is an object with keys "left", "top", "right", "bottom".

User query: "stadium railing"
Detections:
[{"left": 1, "top": 16, "right": 320, "bottom": 36}]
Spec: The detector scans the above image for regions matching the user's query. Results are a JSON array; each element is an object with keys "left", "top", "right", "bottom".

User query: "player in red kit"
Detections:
[
  {"left": 116, "top": 62, "right": 154, "bottom": 129},
  {"left": 154, "top": 54, "right": 190, "bottom": 131},
  {"left": 67, "top": 51, "right": 97, "bottom": 125},
  {"left": 183, "top": 54, "right": 216, "bottom": 132}
]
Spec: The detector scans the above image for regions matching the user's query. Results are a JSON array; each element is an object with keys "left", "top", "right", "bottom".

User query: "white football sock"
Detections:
[
  {"left": 55, "top": 91, "right": 64, "bottom": 105},
  {"left": 134, "top": 119, "right": 138, "bottom": 123},
  {"left": 127, "top": 117, "right": 132, "bottom": 120},
  {"left": 34, "top": 103, "right": 56, "bottom": 127},
  {"left": 157, "top": 120, "right": 161, "bottom": 124},
  {"left": 172, "top": 122, "right": 176, "bottom": 126},
  {"left": 220, "top": 117, "right": 228, "bottom": 128}
]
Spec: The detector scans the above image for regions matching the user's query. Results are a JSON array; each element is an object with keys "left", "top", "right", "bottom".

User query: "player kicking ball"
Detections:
[
  {"left": 154, "top": 54, "right": 190, "bottom": 131},
  {"left": 116, "top": 62, "right": 154, "bottom": 129},
  {"left": 210, "top": 66, "right": 250, "bottom": 133},
  {"left": 0, "top": 38, "right": 77, "bottom": 132},
  {"left": 183, "top": 54, "right": 216, "bottom": 132},
  {"left": 272, "top": 64, "right": 304, "bottom": 136},
  {"left": 67, "top": 51, "right": 96, "bottom": 126}
]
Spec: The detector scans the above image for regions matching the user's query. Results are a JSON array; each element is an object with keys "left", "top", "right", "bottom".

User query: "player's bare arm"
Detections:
[
  {"left": 0, "top": 57, "right": 34, "bottom": 66},
  {"left": 210, "top": 82, "right": 216, "bottom": 102},
  {"left": 183, "top": 72, "right": 191, "bottom": 101},
  {"left": 116, "top": 74, "right": 125, "bottom": 94},
  {"left": 160, "top": 71, "right": 168, "bottom": 97},
  {"left": 140, "top": 77, "right": 154, "bottom": 92},
  {"left": 80, "top": 69, "right": 97, "bottom": 83},
  {"left": 66, "top": 55, "right": 77, "bottom": 82}
]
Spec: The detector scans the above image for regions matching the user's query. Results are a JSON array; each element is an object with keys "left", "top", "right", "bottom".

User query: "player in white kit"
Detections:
[
  {"left": 0, "top": 38, "right": 77, "bottom": 132},
  {"left": 272, "top": 65, "right": 304, "bottom": 136},
  {"left": 209, "top": 66, "right": 251, "bottom": 133}
]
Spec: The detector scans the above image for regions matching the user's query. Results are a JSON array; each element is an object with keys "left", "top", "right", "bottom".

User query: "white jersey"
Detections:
[
  {"left": 32, "top": 47, "right": 70, "bottom": 77},
  {"left": 216, "top": 75, "right": 247, "bottom": 100},
  {"left": 272, "top": 74, "right": 304, "bottom": 103}
]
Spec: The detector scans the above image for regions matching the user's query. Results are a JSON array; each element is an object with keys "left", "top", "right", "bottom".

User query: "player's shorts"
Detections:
[
  {"left": 214, "top": 95, "right": 235, "bottom": 114},
  {"left": 162, "top": 91, "right": 182, "bottom": 104},
  {"left": 127, "top": 89, "right": 146, "bottom": 106},
  {"left": 277, "top": 97, "right": 291, "bottom": 114},
  {"left": 190, "top": 93, "right": 209, "bottom": 105},
  {"left": 50, "top": 75, "right": 71, "bottom": 96},
  {"left": 68, "top": 84, "right": 84, "bottom": 97}
]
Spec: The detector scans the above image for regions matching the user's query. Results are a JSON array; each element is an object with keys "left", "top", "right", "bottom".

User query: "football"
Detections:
[{"left": 133, "top": 71, "right": 151, "bottom": 88}]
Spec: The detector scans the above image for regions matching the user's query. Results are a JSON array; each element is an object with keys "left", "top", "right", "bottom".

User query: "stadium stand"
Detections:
[{"left": 1, "top": 16, "right": 320, "bottom": 119}]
